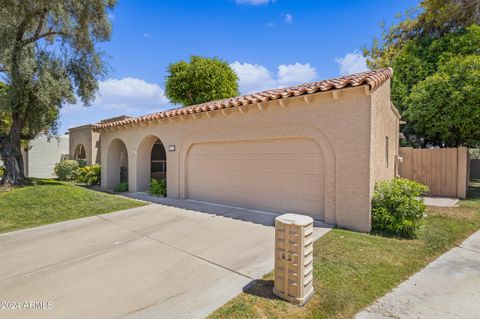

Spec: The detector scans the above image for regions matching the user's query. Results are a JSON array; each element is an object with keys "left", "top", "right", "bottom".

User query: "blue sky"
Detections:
[{"left": 59, "top": 0, "right": 419, "bottom": 133}]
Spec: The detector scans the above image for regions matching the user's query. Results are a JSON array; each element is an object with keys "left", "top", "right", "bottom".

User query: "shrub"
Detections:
[
  {"left": 76, "top": 164, "right": 101, "bottom": 186},
  {"left": 150, "top": 178, "right": 166, "bottom": 197},
  {"left": 372, "top": 178, "right": 429, "bottom": 238},
  {"left": 0, "top": 166, "right": 4, "bottom": 178},
  {"left": 54, "top": 160, "right": 80, "bottom": 181},
  {"left": 76, "top": 159, "right": 87, "bottom": 168},
  {"left": 113, "top": 182, "right": 128, "bottom": 193}
]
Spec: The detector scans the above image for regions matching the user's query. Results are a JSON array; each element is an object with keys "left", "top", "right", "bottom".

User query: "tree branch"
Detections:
[
  {"left": 21, "top": 29, "right": 69, "bottom": 47},
  {"left": 32, "top": 10, "right": 48, "bottom": 40}
]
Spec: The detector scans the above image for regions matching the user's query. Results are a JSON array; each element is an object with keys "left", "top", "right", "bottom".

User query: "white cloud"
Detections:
[
  {"left": 60, "top": 77, "right": 170, "bottom": 131},
  {"left": 277, "top": 63, "right": 316, "bottom": 85},
  {"left": 96, "top": 78, "right": 168, "bottom": 110},
  {"left": 235, "top": 0, "right": 276, "bottom": 5},
  {"left": 62, "top": 77, "right": 169, "bottom": 116},
  {"left": 284, "top": 14, "right": 292, "bottom": 24},
  {"left": 335, "top": 50, "right": 369, "bottom": 76},
  {"left": 230, "top": 61, "right": 317, "bottom": 94},
  {"left": 230, "top": 62, "right": 275, "bottom": 93}
]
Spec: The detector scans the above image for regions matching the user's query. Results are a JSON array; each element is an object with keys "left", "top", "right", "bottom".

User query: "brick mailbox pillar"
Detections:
[{"left": 273, "top": 213, "right": 314, "bottom": 306}]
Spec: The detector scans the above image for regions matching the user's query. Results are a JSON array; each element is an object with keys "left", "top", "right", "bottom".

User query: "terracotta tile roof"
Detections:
[{"left": 93, "top": 67, "right": 392, "bottom": 131}]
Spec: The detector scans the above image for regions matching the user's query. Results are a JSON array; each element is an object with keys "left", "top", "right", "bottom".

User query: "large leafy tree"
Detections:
[
  {"left": 165, "top": 56, "right": 239, "bottom": 106},
  {"left": 364, "top": 0, "right": 480, "bottom": 147},
  {"left": 366, "top": 0, "right": 480, "bottom": 69},
  {"left": 406, "top": 55, "right": 480, "bottom": 147},
  {"left": 0, "top": 0, "right": 116, "bottom": 185}
]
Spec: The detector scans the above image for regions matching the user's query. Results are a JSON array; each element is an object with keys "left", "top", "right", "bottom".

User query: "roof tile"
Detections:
[{"left": 94, "top": 68, "right": 392, "bottom": 130}]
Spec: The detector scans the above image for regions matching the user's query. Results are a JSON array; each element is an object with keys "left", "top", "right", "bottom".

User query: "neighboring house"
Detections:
[
  {"left": 26, "top": 134, "right": 69, "bottom": 178},
  {"left": 68, "top": 116, "right": 130, "bottom": 165},
  {"left": 68, "top": 124, "right": 100, "bottom": 165},
  {"left": 89, "top": 68, "right": 399, "bottom": 232}
]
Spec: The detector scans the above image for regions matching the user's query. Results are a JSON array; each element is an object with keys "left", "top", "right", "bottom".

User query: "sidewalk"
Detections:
[{"left": 356, "top": 231, "right": 480, "bottom": 319}]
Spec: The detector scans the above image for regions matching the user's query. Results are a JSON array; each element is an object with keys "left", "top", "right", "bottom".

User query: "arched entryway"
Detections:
[
  {"left": 73, "top": 144, "right": 87, "bottom": 160},
  {"left": 136, "top": 135, "right": 167, "bottom": 192},
  {"left": 106, "top": 139, "right": 129, "bottom": 189}
]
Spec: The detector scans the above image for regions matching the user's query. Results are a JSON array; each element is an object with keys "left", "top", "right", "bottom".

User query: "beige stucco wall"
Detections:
[
  {"left": 369, "top": 78, "right": 400, "bottom": 188},
  {"left": 25, "top": 134, "right": 70, "bottom": 178},
  {"left": 99, "top": 83, "right": 397, "bottom": 232},
  {"left": 69, "top": 125, "right": 100, "bottom": 165}
]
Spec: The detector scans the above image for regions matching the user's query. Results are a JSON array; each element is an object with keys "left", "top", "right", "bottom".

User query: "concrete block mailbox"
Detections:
[{"left": 273, "top": 213, "right": 314, "bottom": 306}]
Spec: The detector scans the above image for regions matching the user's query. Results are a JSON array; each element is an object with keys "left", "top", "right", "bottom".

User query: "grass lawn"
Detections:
[
  {"left": 209, "top": 180, "right": 480, "bottom": 319},
  {"left": 0, "top": 179, "right": 146, "bottom": 233}
]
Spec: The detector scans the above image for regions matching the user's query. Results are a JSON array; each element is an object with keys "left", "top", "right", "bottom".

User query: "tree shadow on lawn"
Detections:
[
  {"left": 0, "top": 178, "right": 64, "bottom": 192},
  {"left": 242, "top": 279, "right": 278, "bottom": 300},
  {"left": 33, "top": 179, "right": 65, "bottom": 186}
]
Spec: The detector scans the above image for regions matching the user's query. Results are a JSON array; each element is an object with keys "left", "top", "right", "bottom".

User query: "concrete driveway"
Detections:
[{"left": 0, "top": 198, "right": 330, "bottom": 319}]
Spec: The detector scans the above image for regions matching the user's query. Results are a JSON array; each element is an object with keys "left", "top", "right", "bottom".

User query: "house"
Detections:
[
  {"left": 84, "top": 68, "right": 399, "bottom": 232},
  {"left": 68, "top": 116, "right": 131, "bottom": 165}
]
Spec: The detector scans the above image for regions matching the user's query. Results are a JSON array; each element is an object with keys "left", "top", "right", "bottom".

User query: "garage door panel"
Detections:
[
  {"left": 279, "top": 177, "right": 300, "bottom": 194},
  {"left": 280, "top": 197, "right": 299, "bottom": 211},
  {"left": 261, "top": 173, "right": 279, "bottom": 192},
  {"left": 302, "top": 199, "right": 322, "bottom": 213},
  {"left": 260, "top": 158, "right": 278, "bottom": 172},
  {"left": 187, "top": 138, "right": 324, "bottom": 220},
  {"left": 279, "top": 158, "right": 300, "bottom": 173},
  {"left": 302, "top": 158, "right": 323, "bottom": 174},
  {"left": 301, "top": 178, "right": 323, "bottom": 195}
]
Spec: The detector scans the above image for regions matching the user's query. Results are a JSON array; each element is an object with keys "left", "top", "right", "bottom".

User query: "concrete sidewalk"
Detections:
[
  {"left": 422, "top": 196, "right": 459, "bottom": 207},
  {"left": 356, "top": 231, "right": 480, "bottom": 319}
]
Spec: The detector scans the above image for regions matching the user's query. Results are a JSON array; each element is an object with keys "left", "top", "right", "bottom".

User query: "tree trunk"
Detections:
[{"left": 0, "top": 114, "right": 25, "bottom": 185}]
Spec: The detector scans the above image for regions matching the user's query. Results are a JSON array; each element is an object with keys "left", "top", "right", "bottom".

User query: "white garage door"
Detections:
[{"left": 186, "top": 138, "right": 325, "bottom": 220}]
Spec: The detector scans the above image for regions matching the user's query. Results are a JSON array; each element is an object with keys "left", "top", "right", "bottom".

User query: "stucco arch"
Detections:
[
  {"left": 73, "top": 144, "right": 87, "bottom": 160},
  {"left": 178, "top": 121, "right": 337, "bottom": 225},
  {"left": 105, "top": 138, "right": 129, "bottom": 189},
  {"left": 134, "top": 135, "right": 168, "bottom": 192}
]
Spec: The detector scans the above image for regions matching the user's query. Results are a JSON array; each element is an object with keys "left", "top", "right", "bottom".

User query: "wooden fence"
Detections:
[{"left": 398, "top": 147, "right": 470, "bottom": 199}]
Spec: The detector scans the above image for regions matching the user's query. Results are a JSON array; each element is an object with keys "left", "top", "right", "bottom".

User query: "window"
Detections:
[
  {"left": 385, "top": 137, "right": 389, "bottom": 168},
  {"left": 151, "top": 141, "right": 166, "bottom": 173}
]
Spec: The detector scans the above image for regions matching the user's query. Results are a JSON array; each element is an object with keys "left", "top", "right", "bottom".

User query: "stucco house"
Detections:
[
  {"left": 68, "top": 116, "right": 131, "bottom": 165},
  {"left": 74, "top": 68, "right": 399, "bottom": 232}
]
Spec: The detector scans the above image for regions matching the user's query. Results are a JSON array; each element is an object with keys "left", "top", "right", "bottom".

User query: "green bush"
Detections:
[
  {"left": 149, "top": 178, "right": 166, "bottom": 197},
  {"left": 0, "top": 166, "right": 4, "bottom": 178},
  {"left": 372, "top": 178, "right": 429, "bottom": 238},
  {"left": 76, "top": 159, "right": 87, "bottom": 168},
  {"left": 76, "top": 164, "right": 101, "bottom": 186},
  {"left": 54, "top": 160, "right": 80, "bottom": 181},
  {"left": 113, "top": 182, "right": 128, "bottom": 193}
]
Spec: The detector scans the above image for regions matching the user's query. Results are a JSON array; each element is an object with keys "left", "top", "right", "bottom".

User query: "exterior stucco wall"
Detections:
[
  {"left": 369, "top": 78, "right": 400, "bottom": 206},
  {"left": 26, "top": 134, "right": 69, "bottom": 178},
  {"left": 69, "top": 125, "right": 101, "bottom": 165},
  {"left": 100, "top": 85, "right": 380, "bottom": 232}
]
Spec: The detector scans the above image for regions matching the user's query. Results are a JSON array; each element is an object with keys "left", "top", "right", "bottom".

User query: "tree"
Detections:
[
  {"left": 165, "top": 56, "right": 239, "bottom": 106},
  {"left": 365, "top": 0, "right": 480, "bottom": 69},
  {"left": 391, "top": 25, "right": 480, "bottom": 114},
  {"left": 405, "top": 55, "right": 480, "bottom": 147},
  {"left": 0, "top": 0, "right": 116, "bottom": 185},
  {"left": 363, "top": 0, "right": 480, "bottom": 147}
]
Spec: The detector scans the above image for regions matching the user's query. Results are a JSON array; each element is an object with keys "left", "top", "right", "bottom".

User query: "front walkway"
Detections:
[
  {"left": 356, "top": 231, "right": 480, "bottom": 319},
  {"left": 422, "top": 196, "right": 459, "bottom": 207},
  {"left": 0, "top": 199, "right": 330, "bottom": 319}
]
